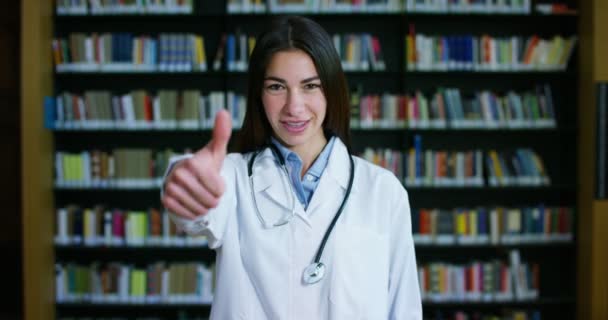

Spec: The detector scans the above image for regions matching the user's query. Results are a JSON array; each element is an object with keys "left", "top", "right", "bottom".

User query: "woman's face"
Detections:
[{"left": 262, "top": 49, "right": 327, "bottom": 153}]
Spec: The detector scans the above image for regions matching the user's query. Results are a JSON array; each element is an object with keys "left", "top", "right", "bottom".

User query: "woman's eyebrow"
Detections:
[
  {"left": 300, "top": 76, "right": 320, "bottom": 83},
  {"left": 263, "top": 76, "right": 320, "bottom": 84},
  {"left": 263, "top": 76, "right": 286, "bottom": 83}
]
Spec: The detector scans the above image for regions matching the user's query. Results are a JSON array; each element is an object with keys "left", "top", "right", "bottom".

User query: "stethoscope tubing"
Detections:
[{"left": 247, "top": 142, "right": 355, "bottom": 278}]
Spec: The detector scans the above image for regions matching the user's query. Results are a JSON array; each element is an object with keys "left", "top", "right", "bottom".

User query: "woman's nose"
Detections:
[{"left": 285, "top": 89, "right": 305, "bottom": 115}]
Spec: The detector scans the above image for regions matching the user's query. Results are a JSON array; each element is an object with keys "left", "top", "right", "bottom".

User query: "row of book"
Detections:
[
  {"left": 45, "top": 90, "right": 246, "bottom": 130},
  {"left": 216, "top": 33, "right": 256, "bottom": 72},
  {"left": 54, "top": 146, "right": 549, "bottom": 189},
  {"left": 58, "top": 310, "right": 542, "bottom": 320},
  {"left": 424, "top": 310, "right": 541, "bottom": 320},
  {"left": 52, "top": 32, "right": 387, "bottom": 73},
  {"left": 419, "top": 250, "right": 538, "bottom": 302},
  {"left": 333, "top": 33, "right": 386, "bottom": 71},
  {"left": 54, "top": 204, "right": 572, "bottom": 247},
  {"left": 54, "top": 149, "right": 179, "bottom": 189},
  {"left": 412, "top": 206, "right": 573, "bottom": 245},
  {"left": 54, "top": 206, "right": 207, "bottom": 247},
  {"left": 53, "top": 33, "right": 208, "bottom": 72},
  {"left": 55, "top": 262, "right": 214, "bottom": 304},
  {"left": 229, "top": 0, "right": 531, "bottom": 14},
  {"left": 405, "top": 0, "right": 530, "bottom": 13},
  {"left": 361, "top": 145, "right": 550, "bottom": 187},
  {"left": 58, "top": 0, "right": 573, "bottom": 16},
  {"left": 46, "top": 85, "right": 557, "bottom": 130},
  {"left": 405, "top": 29, "right": 577, "bottom": 71},
  {"left": 350, "top": 85, "right": 556, "bottom": 129},
  {"left": 58, "top": 313, "right": 207, "bottom": 320},
  {"left": 56, "top": 0, "right": 193, "bottom": 15}
]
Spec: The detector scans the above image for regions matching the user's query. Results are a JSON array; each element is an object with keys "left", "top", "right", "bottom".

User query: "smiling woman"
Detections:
[
  {"left": 261, "top": 50, "right": 328, "bottom": 175},
  {"left": 161, "top": 15, "right": 422, "bottom": 320}
]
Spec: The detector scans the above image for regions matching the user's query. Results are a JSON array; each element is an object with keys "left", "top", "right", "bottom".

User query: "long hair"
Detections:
[{"left": 235, "top": 16, "right": 351, "bottom": 153}]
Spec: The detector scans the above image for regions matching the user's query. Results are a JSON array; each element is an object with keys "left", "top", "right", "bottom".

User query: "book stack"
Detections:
[
  {"left": 350, "top": 85, "right": 556, "bottom": 129},
  {"left": 55, "top": 205, "right": 208, "bottom": 247},
  {"left": 485, "top": 149, "right": 550, "bottom": 186},
  {"left": 53, "top": 33, "right": 207, "bottom": 72},
  {"left": 227, "top": 0, "right": 267, "bottom": 13},
  {"left": 266, "top": 0, "right": 401, "bottom": 13},
  {"left": 424, "top": 310, "right": 542, "bottom": 320},
  {"left": 55, "top": 262, "right": 214, "bottom": 304},
  {"left": 405, "top": 0, "right": 530, "bottom": 14},
  {"left": 333, "top": 33, "right": 386, "bottom": 71},
  {"left": 46, "top": 90, "right": 245, "bottom": 130},
  {"left": 54, "top": 149, "right": 178, "bottom": 189},
  {"left": 56, "top": 0, "right": 194, "bottom": 15},
  {"left": 418, "top": 250, "right": 539, "bottom": 302},
  {"left": 412, "top": 206, "right": 573, "bottom": 245},
  {"left": 406, "top": 26, "right": 577, "bottom": 71}
]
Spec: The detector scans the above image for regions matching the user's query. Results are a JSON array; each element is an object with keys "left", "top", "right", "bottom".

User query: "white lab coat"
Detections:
[{"left": 166, "top": 138, "right": 422, "bottom": 320}]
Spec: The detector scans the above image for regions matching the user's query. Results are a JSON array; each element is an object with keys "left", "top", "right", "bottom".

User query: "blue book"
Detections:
[
  {"left": 44, "top": 96, "right": 56, "bottom": 130},
  {"left": 125, "top": 33, "right": 134, "bottom": 63},
  {"left": 538, "top": 203, "right": 546, "bottom": 234},
  {"left": 225, "top": 34, "right": 236, "bottom": 71},
  {"left": 414, "top": 134, "right": 423, "bottom": 180}
]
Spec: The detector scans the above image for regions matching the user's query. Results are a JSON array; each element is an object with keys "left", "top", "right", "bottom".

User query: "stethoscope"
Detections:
[{"left": 247, "top": 143, "right": 355, "bottom": 285}]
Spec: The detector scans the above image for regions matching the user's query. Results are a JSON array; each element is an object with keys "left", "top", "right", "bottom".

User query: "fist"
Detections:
[{"left": 162, "top": 110, "right": 232, "bottom": 220}]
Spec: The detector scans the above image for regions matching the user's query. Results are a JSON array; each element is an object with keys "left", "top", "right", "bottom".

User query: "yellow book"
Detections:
[
  {"left": 548, "top": 36, "right": 564, "bottom": 66},
  {"left": 194, "top": 36, "right": 204, "bottom": 66},
  {"left": 83, "top": 209, "right": 92, "bottom": 241},
  {"left": 248, "top": 36, "right": 256, "bottom": 56},
  {"left": 409, "top": 148, "right": 416, "bottom": 183},
  {"left": 76, "top": 153, "right": 84, "bottom": 183},
  {"left": 346, "top": 36, "right": 355, "bottom": 67},
  {"left": 406, "top": 35, "right": 413, "bottom": 65},
  {"left": 456, "top": 211, "right": 466, "bottom": 235},
  {"left": 470, "top": 210, "right": 478, "bottom": 237},
  {"left": 489, "top": 150, "right": 504, "bottom": 183}
]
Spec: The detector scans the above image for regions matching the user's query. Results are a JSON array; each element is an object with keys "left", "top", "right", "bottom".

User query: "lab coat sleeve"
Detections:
[
  {"left": 160, "top": 153, "right": 238, "bottom": 249},
  {"left": 388, "top": 185, "right": 422, "bottom": 319}
]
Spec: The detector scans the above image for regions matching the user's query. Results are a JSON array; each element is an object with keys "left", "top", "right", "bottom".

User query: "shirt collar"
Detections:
[{"left": 270, "top": 136, "right": 336, "bottom": 178}]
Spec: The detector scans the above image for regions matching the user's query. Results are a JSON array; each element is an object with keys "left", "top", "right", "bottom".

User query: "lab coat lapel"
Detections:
[
  {"left": 306, "top": 138, "right": 356, "bottom": 214},
  {"left": 251, "top": 148, "right": 294, "bottom": 214}
]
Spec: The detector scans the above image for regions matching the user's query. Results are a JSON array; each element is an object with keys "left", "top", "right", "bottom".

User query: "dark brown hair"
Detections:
[{"left": 235, "top": 16, "right": 351, "bottom": 153}]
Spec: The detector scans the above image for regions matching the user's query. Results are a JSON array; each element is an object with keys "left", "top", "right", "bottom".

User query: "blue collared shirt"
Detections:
[{"left": 270, "top": 136, "right": 336, "bottom": 210}]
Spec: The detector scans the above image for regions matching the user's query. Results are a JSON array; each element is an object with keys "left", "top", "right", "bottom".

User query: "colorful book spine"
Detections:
[
  {"left": 406, "top": 28, "right": 577, "bottom": 72},
  {"left": 55, "top": 262, "right": 214, "bottom": 304},
  {"left": 55, "top": 206, "right": 208, "bottom": 247},
  {"left": 412, "top": 206, "right": 574, "bottom": 245}
]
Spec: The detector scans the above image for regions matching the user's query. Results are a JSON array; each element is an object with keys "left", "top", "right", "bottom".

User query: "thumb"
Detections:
[{"left": 208, "top": 109, "right": 232, "bottom": 160}]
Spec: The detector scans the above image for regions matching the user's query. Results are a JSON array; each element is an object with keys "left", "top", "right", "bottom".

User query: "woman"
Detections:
[{"left": 161, "top": 16, "right": 421, "bottom": 319}]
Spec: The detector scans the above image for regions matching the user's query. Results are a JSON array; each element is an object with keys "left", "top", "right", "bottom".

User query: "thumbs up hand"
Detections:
[{"left": 162, "top": 110, "right": 232, "bottom": 220}]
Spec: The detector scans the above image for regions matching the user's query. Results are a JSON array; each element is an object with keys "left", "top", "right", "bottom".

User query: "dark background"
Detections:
[{"left": 0, "top": 1, "right": 22, "bottom": 319}]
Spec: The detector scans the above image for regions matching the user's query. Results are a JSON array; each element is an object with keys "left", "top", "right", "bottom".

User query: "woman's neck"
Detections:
[{"left": 291, "top": 136, "right": 328, "bottom": 178}]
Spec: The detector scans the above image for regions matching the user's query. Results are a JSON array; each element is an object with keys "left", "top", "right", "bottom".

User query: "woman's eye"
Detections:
[
  {"left": 266, "top": 84, "right": 284, "bottom": 91},
  {"left": 304, "top": 83, "right": 321, "bottom": 90}
]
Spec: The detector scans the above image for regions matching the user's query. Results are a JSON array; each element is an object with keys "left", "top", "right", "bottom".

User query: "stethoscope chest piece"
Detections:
[{"left": 303, "top": 262, "right": 326, "bottom": 285}]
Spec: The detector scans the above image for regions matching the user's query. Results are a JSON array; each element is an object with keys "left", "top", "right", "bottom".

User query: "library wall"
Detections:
[
  {"left": 0, "top": 1, "right": 22, "bottom": 319},
  {"left": 21, "top": 0, "right": 600, "bottom": 320}
]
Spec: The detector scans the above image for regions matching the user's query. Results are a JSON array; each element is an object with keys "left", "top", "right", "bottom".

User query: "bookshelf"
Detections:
[{"left": 19, "top": 0, "right": 608, "bottom": 319}]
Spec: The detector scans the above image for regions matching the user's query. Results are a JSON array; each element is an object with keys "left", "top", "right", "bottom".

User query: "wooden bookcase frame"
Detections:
[{"left": 20, "top": 0, "right": 607, "bottom": 319}]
